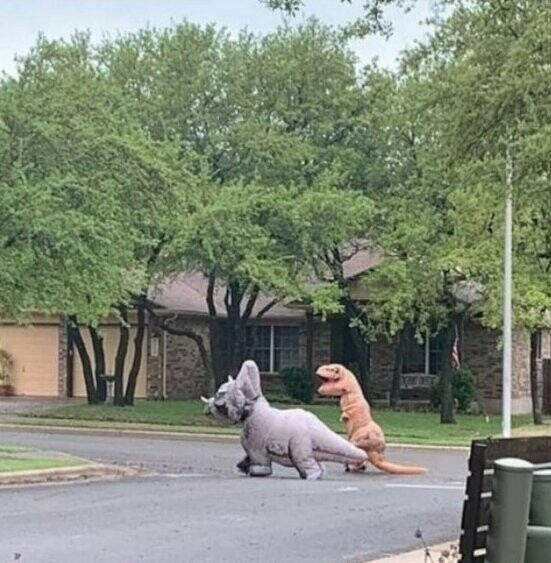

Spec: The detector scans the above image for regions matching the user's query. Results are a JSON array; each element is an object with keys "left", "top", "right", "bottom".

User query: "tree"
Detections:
[
  {"left": 292, "top": 185, "right": 376, "bottom": 392},
  {"left": 356, "top": 0, "right": 551, "bottom": 423},
  {"left": 262, "top": 0, "right": 416, "bottom": 36},
  {"left": 99, "top": 21, "right": 370, "bottom": 386},
  {"left": 1, "top": 33, "right": 190, "bottom": 404},
  {"left": 410, "top": 0, "right": 551, "bottom": 424}
]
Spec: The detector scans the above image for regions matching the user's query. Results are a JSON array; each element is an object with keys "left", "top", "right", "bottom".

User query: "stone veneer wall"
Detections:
[
  {"left": 461, "top": 321, "right": 503, "bottom": 404},
  {"left": 310, "top": 320, "right": 332, "bottom": 370},
  {"left": 369, "top": 341, "right": 395, "bottom": 396},
  {"left": 57, "top": 318, "right": 68, "bottom": 397},
  {"left": 146, "top": 315, "right": 165, "bottom": 399},
  {"left": 465, "top": 323, "right": 535, "bottom": 414},
  {"left": 146, "top": 315, "right": 333, "bottom": 400},
  {"left": 368, "top": 320, "right": 536, "bottom": 414},
  {"left": 163, "top": 316, "right": 211, "bottom": 400}
]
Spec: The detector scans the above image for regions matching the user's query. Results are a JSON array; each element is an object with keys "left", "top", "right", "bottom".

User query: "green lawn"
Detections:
[
  {"left": 0, "top": 445, "right": 85, "bottom": 474},
  {"left": 0, "top": 445, "right": 30, "bottom": 454},
  {"left": 0, "top": 458, "right": 82, "bottom": 473},
  {"left": 25, "top": 399, "right": 541, "bottom": 446}
]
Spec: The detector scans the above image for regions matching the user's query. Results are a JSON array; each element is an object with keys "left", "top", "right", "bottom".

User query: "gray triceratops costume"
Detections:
[{"left": 202, "top": 360, "right": 367, "bottom": 480}]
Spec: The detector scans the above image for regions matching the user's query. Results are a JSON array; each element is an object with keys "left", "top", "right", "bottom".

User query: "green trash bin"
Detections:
[
  {"left": 485, "top": 458, "right": 534, "bottom": 563},
  {"left": 530, "top": 469, "right": 551, "bottom": 526},
  {"left": 525, "top": 526, "right": 551, "bottom": 563},
  {"left": 525, "top": 469, "right": 551, "bottom": 563}
]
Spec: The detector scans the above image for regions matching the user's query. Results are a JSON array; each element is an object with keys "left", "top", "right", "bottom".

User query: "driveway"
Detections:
[{"left": 0, "top": 430, "right": 467, "bottom": 563}]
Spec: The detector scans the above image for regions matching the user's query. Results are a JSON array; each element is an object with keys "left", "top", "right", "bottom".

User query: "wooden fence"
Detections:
[{"left": 459, "top": 436, "right": 551, "bottom": 562}]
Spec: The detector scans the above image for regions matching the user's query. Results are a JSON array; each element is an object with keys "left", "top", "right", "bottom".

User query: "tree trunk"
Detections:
[
  {"left": 344, "top": 298, "right": 370, "bottom": 395},
  {"left": 530, "top": 331, "right": 543, "bottom": 425},
  {"left": 113, "top": 306, "right": 129, "bottom": 406},
  {"left": 225, "top": 282, "right": 247, "bottom": 376},
  {"left": 206, "top": 272, "right": 227, "bottom": 388},
  {"left": 440, "top": 316, "right": 459, "bottom": 424},
  {"left": 390, "top": 330, "right": 404, "bottom": 408},
  {"left": 89, "top": 326, "right": 107, "bottom": 403},
  {"left": 210, "top": 318, "right": 227, "bottom": 388},
  {"left": 124, "top": 298, "right": 147, "bottom": 406},
  {"left": 69, "top": 319, "right": 97, "bottom": 404},
  {"left": 350, "top": 325, "right": 369, "bottom": 394},
  {"left": 306, "top": 312, "right": 314, "bottom": 375}
]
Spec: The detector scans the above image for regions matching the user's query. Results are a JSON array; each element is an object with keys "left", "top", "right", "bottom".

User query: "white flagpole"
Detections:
[{"left": 502, "top": 140, "right": 513, "bottom": 438}]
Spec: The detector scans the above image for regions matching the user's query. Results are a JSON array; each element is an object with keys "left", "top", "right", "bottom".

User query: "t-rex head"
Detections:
[
  {"left": 201, "top": 360, "right": 263, "bottom": 424},
  {"left": 316, "top": 363, "right": 357, "bottom": 397}
]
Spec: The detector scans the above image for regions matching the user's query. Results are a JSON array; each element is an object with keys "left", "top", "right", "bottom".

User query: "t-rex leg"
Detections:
[
  {"left": 345, "top": 435, "right": 382, "bottom": 472},
  {"left": 344, "top": 461, "right": 367, "bottom": 472}
]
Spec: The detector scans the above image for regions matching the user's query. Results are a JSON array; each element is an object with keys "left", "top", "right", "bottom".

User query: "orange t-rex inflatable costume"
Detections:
[{"left": 317, "top": 364, "right": 427, "bottom": 475}]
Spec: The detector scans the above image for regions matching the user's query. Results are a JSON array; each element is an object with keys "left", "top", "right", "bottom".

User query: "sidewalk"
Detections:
[{"left": 368, "top": 542, "right": 458, "bottom": 562}]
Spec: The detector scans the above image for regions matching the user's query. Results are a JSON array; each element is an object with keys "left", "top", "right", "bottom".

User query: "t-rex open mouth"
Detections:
[
  {"left": 316, "top": 364, "right": 344, "bottom": 396},
  {"left": 316, "top": 365, "right": 342, "bottom": 381}
]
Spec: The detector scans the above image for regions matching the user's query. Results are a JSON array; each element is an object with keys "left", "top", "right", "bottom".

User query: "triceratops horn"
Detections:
[{"left": 200, "top": 396, "right": 210, "bottom": 404}]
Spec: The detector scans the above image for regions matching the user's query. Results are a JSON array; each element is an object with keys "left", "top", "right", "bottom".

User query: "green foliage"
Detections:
[
  {"left": 0, "top": 349, "right": 12, "bottom": 384},
  {"left": 262, "top": 0, "right": 416, "bottom": 37},
  {"left": 430, "top": 369, "right": 477, "bottom": 413},
  {"left": 264, "top": 393, "right": 304, "bottom": 405},
  {"left": 405, "top": 0, "right": 551, "bottom": 334},
  {"left": 0, "top": 33, "right": 189, "bottom": 323},
  {"left": 281, "top": 366, "right": 314, "bottom": 404},
  {"left": 100, "top": 21, "right": 371, "bottom": 325}
]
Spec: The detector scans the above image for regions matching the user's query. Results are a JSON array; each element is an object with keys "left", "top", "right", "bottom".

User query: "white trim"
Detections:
[
  {"left": 162, "top": 330, "right": 167, "bottom": 399},
  {"left": 385, "top": 484, "right": 464, "bottom": 491},
  {"left": 269, "top": 325, "right": 275, "bottom": 373}
]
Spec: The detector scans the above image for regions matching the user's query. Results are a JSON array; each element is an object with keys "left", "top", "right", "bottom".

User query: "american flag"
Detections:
[{"left": 451, "top": 322, "right": 461, "bottom": 369}]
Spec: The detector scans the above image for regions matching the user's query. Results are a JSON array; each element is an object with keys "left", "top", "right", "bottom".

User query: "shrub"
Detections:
[
  {"left": 264, "top": 393, "right": 303, "bottom": 405},
  {"left": 0, "top": 349, "right": 13, "bottom": 385},
  {"left": 280, "top": 366, "right": 313, "bottom": 404},
  {"left": 430, "top": 368, "right": 477, "bottom": 413}
]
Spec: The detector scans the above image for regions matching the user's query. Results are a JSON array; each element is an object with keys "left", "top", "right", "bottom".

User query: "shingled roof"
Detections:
[{"left": 148, "top": 248, "right": 383, "bottom": 319}]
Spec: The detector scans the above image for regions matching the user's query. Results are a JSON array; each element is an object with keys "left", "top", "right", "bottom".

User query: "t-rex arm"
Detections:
[{"left": 317, "top": 364, "right": 427, "bottom": 476}]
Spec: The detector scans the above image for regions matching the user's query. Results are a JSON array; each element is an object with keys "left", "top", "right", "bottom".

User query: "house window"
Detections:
[
  {"left": 402, "top": 329, "right": 446, "bottom": 375},
  {"left": 246, "top": 326, "right": 299, "bottom": 373}
]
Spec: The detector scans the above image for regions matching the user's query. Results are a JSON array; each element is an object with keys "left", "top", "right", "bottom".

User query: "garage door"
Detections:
[
  {"left": 0, "top": 325, "right": 59, "bottom": 396},
  {"left": 73, "top": 325, "right": 147, "bottom": 399}
]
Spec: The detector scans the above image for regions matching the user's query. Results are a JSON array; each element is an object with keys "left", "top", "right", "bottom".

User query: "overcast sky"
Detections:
[{"left": 0, "top": 0, "right": 436, "bottom": 76}]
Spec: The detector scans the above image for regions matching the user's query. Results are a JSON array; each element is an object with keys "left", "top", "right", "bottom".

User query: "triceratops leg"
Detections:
[
  {"left": 247, "top": 450, "right": 272, "bottom": 477},
  {"left": 289, "top": 437, "right": 324, "bottom": 480},
  {"left": 236, "top": 456, "right": 251, "bottom": 475}
]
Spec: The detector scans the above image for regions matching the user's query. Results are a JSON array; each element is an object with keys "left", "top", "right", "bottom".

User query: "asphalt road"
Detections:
[{"left": 0, "top": 430, "right": 468, "bottom": 563}]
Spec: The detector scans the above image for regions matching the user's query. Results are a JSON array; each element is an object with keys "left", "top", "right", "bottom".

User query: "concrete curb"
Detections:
[
  {"left": 0, "top": 462, "right": 140, "bottom": 487},
  {"left": 0, "top": 422, "right": 470, "bottom": 450},
  {"left": 366, "top": 541, "right": 458, "bottom": 562},
  {"left": 0, "top": 422, "right": 241, "bottom": 443}
]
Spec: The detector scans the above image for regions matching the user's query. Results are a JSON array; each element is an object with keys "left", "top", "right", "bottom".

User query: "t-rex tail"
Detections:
[{"left": 368, "top": 452, "right": 427, "bottom": 475}]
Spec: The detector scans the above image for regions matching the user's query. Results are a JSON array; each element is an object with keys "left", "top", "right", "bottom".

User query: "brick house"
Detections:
[
  {"left": 1, "top": 252, "right": 549, "bottom": 415},
  {"left": 144, "top": 272, "right": 333, "bottom": 399},
  {"left": 142, "top": 254, "right": 550, "bottom": 414}
]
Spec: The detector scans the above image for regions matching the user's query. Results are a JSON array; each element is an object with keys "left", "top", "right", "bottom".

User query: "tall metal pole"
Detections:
[{"left": 502, "top": 140, "right": 513, "bottom": 438}]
